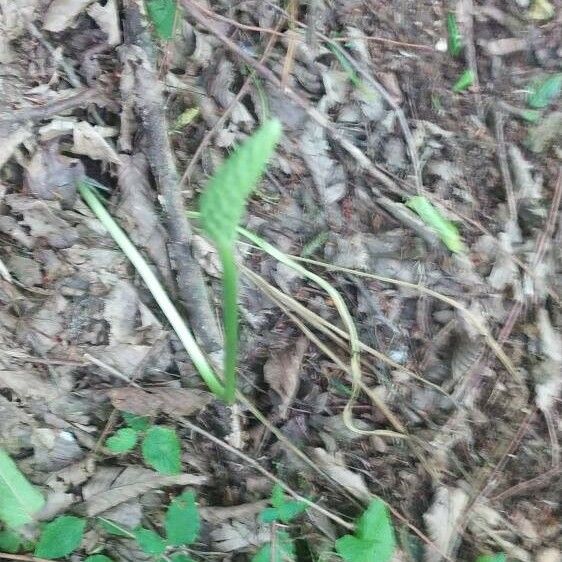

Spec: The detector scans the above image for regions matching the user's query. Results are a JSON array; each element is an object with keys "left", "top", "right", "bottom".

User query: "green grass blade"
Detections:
[
  {"left": 200, "top": 119, "right": 282, "bottom": 248},
  {"left": 406, "top": 196, "right": 465, "bottom": 253},
  {"left": 78, "top": 182, "right": 226, "bottom": 400},
  {"left": 447, "top": 13, "right": 462, "bottom": 57},
  {"left": 0, "top": 449, "right": 45, "bottom": 529}
]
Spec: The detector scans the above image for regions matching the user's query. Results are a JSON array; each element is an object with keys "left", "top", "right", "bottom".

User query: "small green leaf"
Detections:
[
  {"left": 105, "top": 428, "right": 138, "bottom": 453},
  {"left": 35, "top": 515, "right": 86, "bottom": 559},
  {"left": 145, "top": 0, "right": 177, "bottom": 40},
  {"left": 528, "top": 74, "right": 562, "bottom": 109},
  {"left": 165, "top": 490, "right": 200, "bottom": 546},
  {"left": 0, "top": 529, "right": 23, "bottom": 553},
  {"left": 122, "top": 412, "right": 151, "bottom": 431},
  {"left": 141, "top": 426, "right": 182, "bottom": 474},
  {"left": 84, "top": 556, "right": 114, "bottom": 562},
  {"left": 453, "top": 69, "right": 475, "bottom": 93},
  {"left": 476, "top": 554, "right": 506, "bottom": 562},
  {"left": 521, "top": 109, "right": 542, "bottom": 123},
  {"left": 251, "top": 531, "right": 295, "bottom": 562},
  {"left": 134, "top": 527, "right": 167, "bottom": 556},
  {"left": 260, "top": 484, "right": 307, "bottom": 524},
  {"left": 0, "top": 448, "right": 45, "bottom": 529},
  {"left": 200, "top": 119, "right": 282, "bottom": 249},
  {"left": 335, "top": 499, "right": 395, "bottom": 562},
  {"left": 447, "top": 13, "right": 462, "bottom": 57},
  {"left": 97, "top": 517, "right": 135, "bottom": 538},
  {"left": 406, "top": 196, "right": 464, "bottom": 253}
]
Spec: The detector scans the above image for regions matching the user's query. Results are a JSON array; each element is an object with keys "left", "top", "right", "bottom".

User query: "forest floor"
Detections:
[{"left": 0, "top": 1, "right": 561, "bottom": 561}]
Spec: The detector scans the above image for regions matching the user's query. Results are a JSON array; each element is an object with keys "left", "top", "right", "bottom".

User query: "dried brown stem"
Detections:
[{"left": 122, "top": 0, "right": 222, "bottom": 355}]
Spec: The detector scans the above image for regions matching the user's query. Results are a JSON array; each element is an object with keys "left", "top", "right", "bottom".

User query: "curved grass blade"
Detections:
[{"left": 447, "top": 12, "right": 462, "bottom": 57}]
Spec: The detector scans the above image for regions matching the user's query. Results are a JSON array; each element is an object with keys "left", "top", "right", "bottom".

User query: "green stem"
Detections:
[
  {"left": 218, "top": 245, "right": 238, "bottom": 404},
  {"left": 78, "top": 182, "right": 226, "bottom": 399}
]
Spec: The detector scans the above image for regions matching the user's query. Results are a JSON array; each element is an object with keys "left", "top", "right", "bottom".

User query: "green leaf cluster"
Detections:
[
  {"left": 105, "top": 412, "right": 182, "bottom": 475},
  {"left": 100, "top": 490, "right": 199, "bottom": 561},
  {"left": 259, "top": 484, "right": 307, "bottom": 524}
]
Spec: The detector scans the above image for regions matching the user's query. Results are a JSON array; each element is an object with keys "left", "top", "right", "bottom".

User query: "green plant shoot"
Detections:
[
  {"left": 199, "top": 119, "right": 282, "bottom": 403},
  {"left": 528, "top": 73, "right": 562, "bottom": 109},
  {"left": 447, "top": 12, "right": 462, "bottom": 57},
  {"left": 406, "top": 196, "right": 465, "bottom": 253},
  {"left": 453, "top": 69, "right": 475, "bottom": 93}
]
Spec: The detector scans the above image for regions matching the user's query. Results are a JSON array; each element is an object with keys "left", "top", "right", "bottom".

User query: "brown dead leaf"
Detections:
[
  {"left": 72, "top": 121, "right": 120, "bottom": 164},
  {"left": 264, "top": 336, "right": 308, "bottom": 419},
  {"left": 24, "top": 141, "right": 83, "bottom": 208},
  {"left": 80, "top": 466, "right": 207, "bottom": 516},
  {"left": 311, "top": 448, "right": 371, "bottom": 501},
  {"left": 109, "top": 387, "right": 213, "bottom": 417}
]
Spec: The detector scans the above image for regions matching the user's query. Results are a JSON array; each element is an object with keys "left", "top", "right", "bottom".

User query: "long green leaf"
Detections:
[
  {"left": 200, "top": 119, "right": 282, "bottom": 249},
  {"left": 447, "top": 13, "right": 462, "bottom": 57},
  {"left": 145, "top": 0, "right": 177, "bottom": 40},
  {"left": 0, "top": 448, "right": 45, "bottom": 529},
  {"left": 406, "top": 196, "right": 464, "bottom": 253}
]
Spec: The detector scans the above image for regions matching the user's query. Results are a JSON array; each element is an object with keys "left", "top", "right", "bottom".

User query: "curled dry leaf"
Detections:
[
  {"left": 264, "top": 336, "right": 308, "bottom": 419},
  {"left": 72, "top": 122, "right": 120, "bottom": 164},
  {"left": 87, "top": 0, "right": 121, "bottom": 46},
  {"left": 109, "top": 387, "right": 213, "bottom": 417},
  {"left": 423, "top": 486, "right": 469, "bottom": 562},
  {"left": 311, "top": 448, "right": 371, "bottom": 501}
]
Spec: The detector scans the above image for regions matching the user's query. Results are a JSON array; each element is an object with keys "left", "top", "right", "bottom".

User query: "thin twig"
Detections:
[{"left": 494, "top": 109, "right": 517, "bottom": 222}]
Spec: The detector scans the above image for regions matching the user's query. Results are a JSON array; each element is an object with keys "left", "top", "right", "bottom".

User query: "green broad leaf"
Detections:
[
  {"left": 335, "top": 499, "right": 395, "bottom": 562},
  {"left": 260, "top": 484, "right": 307, "bottom": 524},
  {"left": 105, "top": 428, "right": 138, "bottom": 453},
  {"left": 84, "top": 555, "right": 114, "bottom": 562},
  {"left": 200, "top": 119, "right": 282, "bottom": 249},
  {"left": 122, "top": 412, "right": 151, "bottom": 431},
  {"left": 165, "top": 490, "right": 200, "bottom": 546},
  {"left": 97, "top": 517, "right": 136, "bottom": 538},
  {"left": 447, "top": 12, "right": 462, "bottom": 57},
  {"left": 0, "top": 529, "right": 23, "bottom": 553},
  {"left": 0, "top": 448, "right": 45, "bottom": 528},
  {"left": 251, "top": 531, "right": 295, "bottom": 562},
  {"left": 521, "top": 109, "right": 541, "bottom": 123},
  {"left": 134, "top": 527, "right": 167, "bottom": 556},
  {"left": 476, "top": 554, "right": 506, "bottom": 562},
  {"left": 406, "top": 196, "right": 464, "bottom": 253},
  {"left": 453, "top": 69, "right": 475, "bottom": 93},
  {"left": 528, "top": 74, "right": 562, "bottom": 109},
  {"left": 141, "top": 426, "right": 182, "bottom": 474},
  {"left": 145, "top": 0, "right": 177, "bottom": 40},
  {"left": 35, "top": 515, "right": 86, "bottom": 559}
]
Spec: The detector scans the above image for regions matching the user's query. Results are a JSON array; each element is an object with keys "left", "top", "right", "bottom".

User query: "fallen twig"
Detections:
[{"left": 122, "top": 0, "right": 222, "bottom": 355}]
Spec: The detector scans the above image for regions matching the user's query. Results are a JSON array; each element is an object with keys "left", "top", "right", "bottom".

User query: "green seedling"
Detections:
[
  {"left": 105, "top": 412, "right": 182, "bottom": 475},
  {"left": 528, "top": 73, "right": 562, "bottom": 109},
  {"left": 0, "top": 448, "right": 45, "bottom": 529},
  {"left": 199, "top": 119, "right": 282, "bottom": 403},
  {"left": 406, "top": 195, "right": 465, "bottom": 253},
  {"left": 453, "top": 69, "right": 475, "bottom": 93},
  {"left": 447, "top": 12, "right": 463, "bottom": 57},
  {"left": 259, "top": 484, "right": 307, "bottom": 524},
  {"left": 335, "top": 499, "right": 395, "bottom": 562}
]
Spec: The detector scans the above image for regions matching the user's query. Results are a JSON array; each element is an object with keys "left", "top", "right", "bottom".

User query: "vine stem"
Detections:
[{"left": 218, "top": 245, "right": 238, "bottom": 403}]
